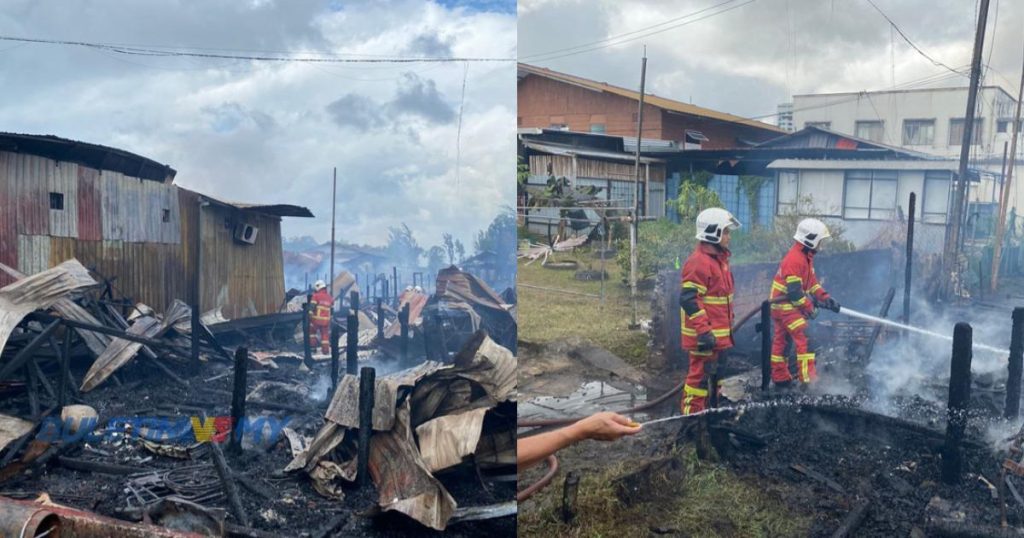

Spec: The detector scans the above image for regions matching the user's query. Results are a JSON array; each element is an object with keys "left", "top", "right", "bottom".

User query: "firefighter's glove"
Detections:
[
  {"left": 806, "top": 307, "right": 819, "bottom": 320},
  {"left": 822, "top": 297, "right": 841, "bottom": 313},
  {"left": 697, "top": 332, "right": 716, "bottom": 352}
]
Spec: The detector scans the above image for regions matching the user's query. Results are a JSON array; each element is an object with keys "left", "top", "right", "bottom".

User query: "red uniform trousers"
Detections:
[
  {"left": 770, "top": 315, "right": 815, "bottom": 383},
  {"left": 311, "top": 321, "right": 330, "bottom": 354},
  {"left": 682, "top": 350, "right": 724, "bottom": 415}
]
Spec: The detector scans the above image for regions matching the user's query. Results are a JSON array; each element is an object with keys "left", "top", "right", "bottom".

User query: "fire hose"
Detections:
[{"left": 516, "top": 455, "right": 559, "bottom": 502}]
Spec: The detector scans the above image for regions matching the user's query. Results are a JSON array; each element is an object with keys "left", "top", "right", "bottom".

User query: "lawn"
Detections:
[{"left": 517, "top": 247, "right": 651, "bottom": 366}]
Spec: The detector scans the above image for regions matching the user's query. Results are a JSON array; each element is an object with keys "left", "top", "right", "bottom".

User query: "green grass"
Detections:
[
  {"left": 517, "top": 447, "right": 808, "bottom": 538},
  {"left": 517, "top": 249, "right": 650, "bottom": 365}
]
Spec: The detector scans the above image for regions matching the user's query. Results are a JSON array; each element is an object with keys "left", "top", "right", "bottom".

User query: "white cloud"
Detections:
[{"left": 0, "top": 0, "right": 515, "bottom": 250}]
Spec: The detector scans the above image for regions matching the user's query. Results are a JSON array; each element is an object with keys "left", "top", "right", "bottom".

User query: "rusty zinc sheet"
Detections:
[
  {"left": 370, "top": 400, "right": 457, "bottom": 531},
  {"left": 0, "top": 414, "right": 34, "bottom": 452},
  {"left": 325, "top": 374, "right": 398, "bottom": 431},
  {"left": 76, "top": 165, "right": 102, "bottom": 241},
  {"left": 10, "top": 153, "right": 49, "bottom": 236},
  {"left": 47, "top": 161, "right": 79, "bottom": 238},
  {"left": 100, "top": 170, "right": 180, "bottom": 244},
  {"left": 80, "top": 300, "right": 191, "bottom": 392},
  {"left": 384, "top": 290, "right": 429, "bottom": 338},
  {"left": 0, "top": 154, "right": 16, "bottom": 288},
  {"left": 0, "top": 258, "right": 96, "bottom": 355},
  {"left": 415, "top": 407, "right": 489, "bottom": 472},
  {"left": 0, "top": 263, "right": 110, "bottom": 358}
]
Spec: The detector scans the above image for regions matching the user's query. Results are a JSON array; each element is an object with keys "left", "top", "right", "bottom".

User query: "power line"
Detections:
[
  {"left": 520, "top": 0, "right": 741, "bottom": 61},
  {"left": 520, "top": 0, "right": 758, "bottom": 63},
  {"left": 0, "top": 34, "right": 514, "bottom": 63},
  {"left": 864, "top": 0, "right": 966, "bottom": 76}
]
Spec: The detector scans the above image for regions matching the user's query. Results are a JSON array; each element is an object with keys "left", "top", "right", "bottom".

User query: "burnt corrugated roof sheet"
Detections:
[{"left": 0, "top": 132, "right": 176, "bottom": 182}]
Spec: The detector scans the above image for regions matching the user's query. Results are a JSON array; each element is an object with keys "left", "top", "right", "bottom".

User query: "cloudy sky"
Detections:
[
  {"left": 519, "top": 0, "right": 1022, "bottom": 123},
  {"left": 0, "top": 0, "right": 516, "bottom": 248}
]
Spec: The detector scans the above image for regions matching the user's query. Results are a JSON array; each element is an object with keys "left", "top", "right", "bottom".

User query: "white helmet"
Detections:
[
  {"left": 794, "top": 218, "right": 831, "bottom": 250},
  {"left": 314, "top": 280, "right": 326, "bottom": 291},
  {"left": 695, "top": 208, "right": 741, "bottom": 244}
]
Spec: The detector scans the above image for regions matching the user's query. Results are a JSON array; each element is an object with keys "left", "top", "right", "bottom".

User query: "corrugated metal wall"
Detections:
[
  {"left": 0, "top": 150, "right": 285, "bottom": 317},
  {"left": 179, "top": 189, "right": 286, "bottom": 319}
]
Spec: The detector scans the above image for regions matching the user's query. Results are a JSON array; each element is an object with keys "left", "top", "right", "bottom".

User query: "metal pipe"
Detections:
[
  {"left": 357, "top": 366, "right": 375, "bottom": 488},
  {"left": 0, "top": 498, "right": 60, "bottom": 538},
  {"left": 942, "top": 322, "right": 973, "bottom": 484},
  {"left": 903, "top": 192, "right": 915, "bottom": 325},
  {"left": 1006, "top": 308, "right": 1024, "bottom": 418}
]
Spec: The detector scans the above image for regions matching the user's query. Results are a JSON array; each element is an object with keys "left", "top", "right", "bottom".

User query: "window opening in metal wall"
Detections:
[
  {"left": 49, "top": 192, "right": 64, "bottom": 210},
  {"left": 162, "top": 209, "right": 170, "bottom": 223}
]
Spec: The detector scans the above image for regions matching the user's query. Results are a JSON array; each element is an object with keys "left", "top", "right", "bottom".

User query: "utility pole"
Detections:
[
  {"left": 329, "top": 167, "right": 337, "bottom": 298},
  {"left": 943, "top": 0, "right": 990, "bottom": 299},
  {"left": 989, "top": 38, "right": 1024, "bottom": 292},
  {"left": 630, "top": 49, "right": 647, "bottom": 328}
]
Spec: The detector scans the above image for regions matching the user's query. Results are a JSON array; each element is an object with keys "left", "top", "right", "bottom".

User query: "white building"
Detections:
[
  {"left": 789, "top": 86, "right": 1021, "bottom": 208},
  {"left": 777, "top": 102, "right": 794, "bottom": 132}
]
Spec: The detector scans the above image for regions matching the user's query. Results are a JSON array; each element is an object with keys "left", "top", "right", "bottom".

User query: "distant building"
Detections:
[
  {"left": 0, "top": 133, "right": 313, "bottom": 319},
  {"left": 789, "top": 86, "right": 1021, "bottom": 208},
  {"left": 518, "top": 63, "right": 783, "bottom": 150},
  {"left": 777, "top": 102, "right": 794, "bottom": 132}
]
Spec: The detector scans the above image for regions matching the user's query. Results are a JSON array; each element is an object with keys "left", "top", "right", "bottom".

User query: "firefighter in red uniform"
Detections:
[
  {"left": 679, "top": 208, "right": 740, "bottom": 415},
  {"left": 310, "top": 280, "right": 333, "bottom": 355},
  {"left": 769, "top": 218, "right": 841, "bottom": 386}
]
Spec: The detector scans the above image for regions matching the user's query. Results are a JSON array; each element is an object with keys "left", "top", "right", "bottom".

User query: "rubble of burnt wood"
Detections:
[{"left": 0, "top": 259, "right": 517, "bottom": 537}]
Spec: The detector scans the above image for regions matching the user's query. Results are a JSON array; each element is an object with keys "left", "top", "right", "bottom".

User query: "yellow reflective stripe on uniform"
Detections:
[
  {"left": 704, "top": 296, "right": 730, "bottom": 305},
  {"left": 785, "top": 275, "right": 803, "bottom": 284},
  {"left": 771, "top": 303, "right": 796, "bottom": 311},
  {"left": 771, "top": 281, "right": 787, "bottom": 293},
  {"left": 787, "top": 318, "right": 807, "bottom": 331},
  {"left": 808, "top": 284, "right": 822, "bottom": 294},
  {"left": 689, "top": 309, "right": 707, "bottom": 320},
  {"left": 689, "top": 350, "right": 713, "bottom": 357},
  {"left": 794, "top": 296, "right": 808, "bottom": 306},
  {"left": 681, "top": 326, "right": 698, "bottom": 337},
  {"left": 770, "top": 355, "right": 786, "bottom": 363},
  {"left": 796, "top": 353, "right": 814, "bottom": 382},
  {"left": 681, "top": 281, "right": 708, "bottom": 294},
  {"left": 684, "top": 384, "right": 708, "bottom": 397},
  {"left": 711, "top": 328, "right": 731, "bottom": 338},
  {"left": 796, "top": 353, "right": 815, "bottom": 361}
]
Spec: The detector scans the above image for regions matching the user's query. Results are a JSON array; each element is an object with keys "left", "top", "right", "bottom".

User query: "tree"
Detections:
[
  {"left": 426, "top": 246, "right": 447, "bottom": 273},
  {"left": 386, "top": 223, "right": 422, "bottom": 268},
  {"left": 442, "top": 233, "right": 456, "bottom": 265},
  {"left": 454, "top": 239, "right": 466, "bottom": 264}
]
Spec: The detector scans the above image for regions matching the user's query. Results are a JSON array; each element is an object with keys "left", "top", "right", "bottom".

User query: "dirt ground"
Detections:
[{"left": 1, "top": 345, "right": 514, "bottom": 536}]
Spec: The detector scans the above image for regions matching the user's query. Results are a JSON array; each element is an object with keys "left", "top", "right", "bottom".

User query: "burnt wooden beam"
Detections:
[
  {"left": 831, "top": 499, "right": 870, "bottom": 538},
  {"left": 943, "top": 322, "right": 973, "bottom": 484},
  {"left": 346, "top": 314, "right": 358, "bottom": 376},
  {"left": 0, "top": 320, "right": 62, "bottom": 382},
  {"left": 357, "top": 366, "right": 375, "bottom": 489},
  {"left": 229, "top": 347, "right": 247, "bottom": 455},
  {"left": 56, "top": 456, "right": 144, "bottom": 475},
  {"left": 210, "top": 441, "right": 250, "bottom": 527}
]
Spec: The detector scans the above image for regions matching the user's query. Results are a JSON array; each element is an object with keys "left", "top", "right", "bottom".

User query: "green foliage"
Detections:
[
  {"left": 738, "top": 175, "right": 768, "bottom": 226},
  {"left": 615, "top": 219, "right": 696, "bottom": 283},
  {"left": 517, "top": 155, "right": 530, "bottom": 186},
  {"left": 674, "top": 182, "right": 722, "bottom": 222},
  {"left": 425, "top": 246, "right": 446, "bottom": 273},
  {"left": 442, "top": 233, "right": 456, "bottom": 265}
]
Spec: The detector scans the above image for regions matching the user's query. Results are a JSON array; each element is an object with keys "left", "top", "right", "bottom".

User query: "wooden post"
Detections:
[
  {"left": 990, "top": 43, "right": 1024, "bottom": 292},
  {"left": 376, "top": 298, "right": 384, "bottom": 340},
  {"left": 400, "top": 303, "right": 410, "bottom": 362},
  {"left": 24, "top": 362, "right": 39, "bottom": 418},
  {"left": 346, "top": 313, "right": 358, "bottom": 375},
  {"left": 903, "top": 193, "right": 916, "bottom": 325},
  {"left": 760, "top": 301, "right": 772, "bottom": 391},
  {"left": 561, "top": 471, "right": 580, "bottom": 524},
  {"left": 330, "top": 319, "right": 340, "bottom": 392},
  {"left": 350, "top": 290, "right": 360, "bottom": 313},
  {"left": 358, "top": 366, "right": 376, "bottom": 488},
  {"left": 392, "top": 267, "right": 398, "bottom": 305},
  {"left": 303, "top": 293, "right": 312, "bottom": 364},
  {"left": 229, "top": 347, "right": 248, "bottom": 454},
  {"left": 58, "top": 328, "right": 71, "bottom": 409},
  {"left": 210, "top": 441, "right": 250, "bottom": 527},
  {"left": 943, "top": 322, "right": 973, "bottom": 484},
  {"left": 1006, "top": 308, "right": 1024, "bottom": 418}
]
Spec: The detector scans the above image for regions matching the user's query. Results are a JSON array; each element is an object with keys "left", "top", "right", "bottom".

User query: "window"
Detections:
[
  {"left": 922, "top": 171, "right": 951, "bottom": 224},
  {"left": 998, "top": 120, "right": 1009, "bottom": 133},
  {"left": 589, "top": 123, "right": 606, "bottom": 134},
  {"left": 902, "top": 119, "right": 934, "bottom": 145},
  {"left": 843, "top": 170, "right": 897, "bottom": 220},
  {"left": 777, "top": 171, "right": 799, "bottom": 214},
  {"left": 162, "top": 209, "right": 171, "bottom": 223},
  {"left": 855, "top": 120, "right": 884, "bottom": 142},
  {"left": 949, "top": 118, "right": 983, "bottom": 146},
  {"left": 548, "top": 123, "right": 568, "bottom": 131},
  {"left": 49, "top": 192, "right": 64, "bottom": 210},
  {"left": 805, "top": 121, "right": 831, "bottom": 129}
]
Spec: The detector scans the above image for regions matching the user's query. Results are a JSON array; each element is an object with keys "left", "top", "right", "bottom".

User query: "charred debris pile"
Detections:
[{"left": 0, "top": 260, "right": 517, "bottom": 537}]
